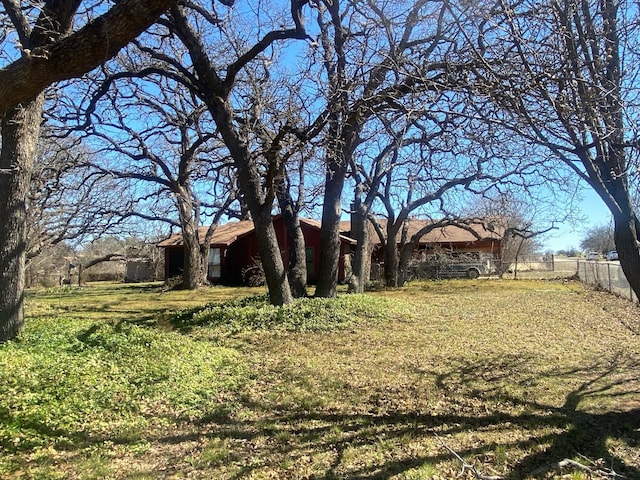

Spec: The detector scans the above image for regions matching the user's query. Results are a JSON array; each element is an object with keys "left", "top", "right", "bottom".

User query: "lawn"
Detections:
[{"left": 1, "top": 279, "right": 639, "bottom": 479}]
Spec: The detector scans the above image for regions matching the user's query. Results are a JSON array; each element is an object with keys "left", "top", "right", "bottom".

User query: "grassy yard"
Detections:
[{"left": 1, "top": 279, "right": 639, "bottom": 479}]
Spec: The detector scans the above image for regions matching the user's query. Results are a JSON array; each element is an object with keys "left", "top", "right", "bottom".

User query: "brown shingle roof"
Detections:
[
  {"left": 157, "top": 217, "right": 356, "bottom": 248},
  {"left": 157, "top": 220, "right": 254, "bottom": 247},
  {"left": 157, "top": 217, "right": 499, "bottom": 248},
  {"left": 301, "top": 217, "right": 356, "bottom": 244},
  {"left": 342, "top": 218, "right": 504, "bottom": 244}
]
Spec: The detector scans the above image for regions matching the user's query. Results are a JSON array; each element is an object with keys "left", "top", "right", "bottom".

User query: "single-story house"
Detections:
[
  {"left": 157, "top": 215, "right": 355, "bottom": 284},
  {"left": 340, "top": 218, "right": 504, "bottom": 260}
]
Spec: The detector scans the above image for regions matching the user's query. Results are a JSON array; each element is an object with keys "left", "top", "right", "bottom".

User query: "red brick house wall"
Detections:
[{"left": 161, "top": 216, "right": 353, "bottom": 285}]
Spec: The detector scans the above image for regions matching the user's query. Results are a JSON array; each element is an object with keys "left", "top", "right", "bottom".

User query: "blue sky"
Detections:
[{"left": 542, "top": 189, "right": 612, "bottom": 253}]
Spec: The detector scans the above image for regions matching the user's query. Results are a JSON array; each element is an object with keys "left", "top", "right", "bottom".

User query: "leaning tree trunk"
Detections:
[
  {"left": 613, "top": 212, "right": 640, "bottom": 299},
  {"left": 0, "top": 95, "right": 45, "bottom": 342},
  {"left": 203, "top": 91, "right": 293, "bottom": 305}
]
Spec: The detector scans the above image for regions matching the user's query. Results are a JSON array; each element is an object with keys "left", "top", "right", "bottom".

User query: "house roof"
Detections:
[
  {"left": 157, "top": 220, "right": 255, "bottom": 247},
  {"left": 157, "top": 216, "right": 356, "bottom": 248},
  {"left": 341, "top": 218, "right": 504, "bottom": 245},
  {"left": 300, "top": 217, "right": 357, "bottom": 244},
  {"left": 157, "top": 216, "right": 500, "bottom": 249},
  {"left": 417, "top": 222, "right": 503, "bottom": 243}
]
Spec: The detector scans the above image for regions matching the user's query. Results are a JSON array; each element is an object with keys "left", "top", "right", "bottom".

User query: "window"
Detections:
[{"left": 208, "top": 248, "right": 221, "bottom": 278}]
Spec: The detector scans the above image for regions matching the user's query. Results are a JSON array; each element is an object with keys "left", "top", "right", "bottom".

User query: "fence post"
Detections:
[
  {"left": 607, "top": 263, "right": 612, "bottom": 292},
  {"left": 577, "top": 258, "right": 580, "bottom": 276}
]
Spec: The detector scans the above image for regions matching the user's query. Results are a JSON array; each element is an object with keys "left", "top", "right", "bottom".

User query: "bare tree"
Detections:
[
  {"left": 0, "top": 0, "right": 189, "bottom": 342},
  {"left": 353, "top": 98, "right": 554, "bottom": 287},
  {"left": 467, "top": 193, "right": 559, "bottom": 278},
  {"left": 129, "top": 0, "right": 312, "bottom": 304},
  {"left": 450, "top": 0, "right": 640, "bottom": 297},
  {"left": 239, "top": 65, "right": 319, "bottom": 297},
  {"left": 580, "top": 224, "right": 615, "bottom": 255},
  {"left": 25, "top": 131, "right": 128, "bottom": 261},
  {"left": 75, "top": 70, "right": 236, "bottom": 289},
  {"left": 310, "top": 0, "right": 466, "bottom": 297}
]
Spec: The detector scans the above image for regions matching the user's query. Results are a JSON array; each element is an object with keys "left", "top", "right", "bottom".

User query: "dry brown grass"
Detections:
[{"left": 5, "top": 279, "right": 640, "bottom": 479}]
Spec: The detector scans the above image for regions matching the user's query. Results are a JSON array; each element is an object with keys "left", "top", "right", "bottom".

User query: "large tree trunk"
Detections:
[
  {"left": 612, "top": 210, "right": 640, "bottom": 299},
  {"left": 252, "top": 208, "right": 293, "bottom": 305},
  {"left": 0, "top": 95, "right": 45, "bottom": 342},
  {"left": 384, "top": 237, "right": 400, "bottom": 287},
  {"left": 277, "top": 186, "right": 307, "bottom": 298},
  {"left": 175, "top": 186, "right": 201, "bottom": 290},
  {"left": 180, "top": 226, "right": 201, "bottom": 290},
  {"left": 397, "top": 242, "right": 415, "bottom": 287},
  {"left": 383, "top": 222, "right": 403, "bottom": 288},
  {"left": 316, "top": 159, "right": 346, "bottom": 298},
  {"left": 199, "top": 225, "right": 216, "bottom": 287},
  {"left": 281, "top": 213, "right": 307, "bottom": 298},
  {"left": 203, "top": 96, "right": 293, "bottom": 304},
  {"left": 348, "top": 201, "right": 372, "bottom": 294}
]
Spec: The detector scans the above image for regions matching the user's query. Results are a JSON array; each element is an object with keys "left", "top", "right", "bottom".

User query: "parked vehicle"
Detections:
[
  {"left": 416, "top": 251, "right": 492, "bottom": 279},
  {"left": 586, "top": 251, "right": 600, "bottom": 261},
  {"left": 606, "top": 250, "right": 618, "bottom": 261}
]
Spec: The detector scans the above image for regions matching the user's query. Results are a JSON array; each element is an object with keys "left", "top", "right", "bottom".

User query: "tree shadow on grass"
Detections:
[
  {"left": 145, "top": 352, "right": 640, "bottom": 479},
  {"left": 3, "top": 347, "right": 639, "bottom": 479}
]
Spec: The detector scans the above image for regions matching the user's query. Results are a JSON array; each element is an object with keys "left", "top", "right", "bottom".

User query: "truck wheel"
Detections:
[{"left": 467, "top": 268, "right": 480, "bottom": 279}]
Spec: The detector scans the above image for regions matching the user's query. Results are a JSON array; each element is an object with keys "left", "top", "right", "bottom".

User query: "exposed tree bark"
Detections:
[
  {"left": 348, "top": 129, "right": 410, "bottom": 292},
  {"left": 78, "top": 69, "right": 236, "bottom": 290},
  {"left": 455, "top": 0, "right": 640, "bottom": 298},
  {"left": 316, "top": 155, "right": 347, "bottom": 297},
  {"left": 397, "top": 241, "right": 415, "bottom": 287},
  {"left": 176, "top": 186, "right": 201, "bottom": 290},
  {"left": 0, "top": 0, "right": 181, "bottom": 115},
  {"left": 165, "top": 3, "right": 310, "bottom": 304},
  {"left": 314, "top": 0, "right": 455, "bottom": 296},
  {"left": 612, "top": 209, "right": 640, "bottom": 297},
  {"left": 383, "top": 220, "right": 403, "bottom": 287},
  {"left": 277, "top": 180, "right": 308, "bottom": 298},
  {"left": 0, "top": 96, "right": 44, "bottom": 341},
  {"left": 314, "top": 0, "right": 351, "bottom": 298},
  {"left": 347, "top": 195, "right": 372, "bottom": 293},
  {"left": 77, "top": 253, "right": 127, "bottom": 285},
  {"left": 0, "top": 0, "right": 198, "bottom": 342}
]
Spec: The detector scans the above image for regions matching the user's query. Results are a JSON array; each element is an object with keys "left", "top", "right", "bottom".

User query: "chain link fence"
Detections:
[{"left": 577, "top": 260, "right": 638, "bottom": 302}]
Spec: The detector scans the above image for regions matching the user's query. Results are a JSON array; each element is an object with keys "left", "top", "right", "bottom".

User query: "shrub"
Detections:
[
  {"left": 0, "top": 319, "right": 246, "bottom": 453},
  {"left": 171, "top": 294, "right": 391, "bottom": 334}
]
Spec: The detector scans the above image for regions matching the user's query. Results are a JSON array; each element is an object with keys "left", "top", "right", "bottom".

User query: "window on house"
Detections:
[{"left": 208, "top": 248, "right": 221, "bottom": 278}]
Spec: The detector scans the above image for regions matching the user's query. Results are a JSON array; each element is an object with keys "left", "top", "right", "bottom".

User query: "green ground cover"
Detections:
[{"left": 1, "top": 280, "right": 638, "bottom": 479}]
